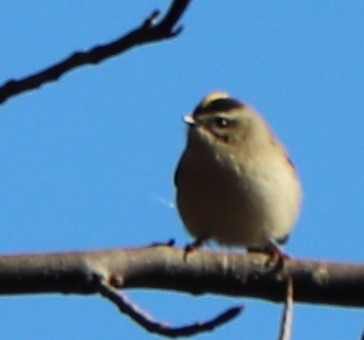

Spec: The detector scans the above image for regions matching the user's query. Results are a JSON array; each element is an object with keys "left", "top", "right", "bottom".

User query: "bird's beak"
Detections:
[{"left": 183, "top": 114, "right": 196, "bottom": 126}]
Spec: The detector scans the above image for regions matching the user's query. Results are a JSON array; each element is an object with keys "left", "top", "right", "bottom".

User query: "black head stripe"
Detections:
[{"left": 194, "top": 97, "right": 245, "bottom": 116}]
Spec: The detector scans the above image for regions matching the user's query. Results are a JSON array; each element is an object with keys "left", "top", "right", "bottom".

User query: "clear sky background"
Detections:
[{"left": 0, "top": 1, "right": 363, "bottom": 339}]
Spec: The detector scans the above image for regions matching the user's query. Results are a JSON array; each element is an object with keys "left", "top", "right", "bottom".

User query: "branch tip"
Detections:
[
  {"left": 0, "top": 0, "right": 192, "bottom": 105},
  {"left": 143, "top": 9, "right": 161, "bottom": 28},
  {"left": 171, "top": 25, "right": 184, "bottom": 37}
]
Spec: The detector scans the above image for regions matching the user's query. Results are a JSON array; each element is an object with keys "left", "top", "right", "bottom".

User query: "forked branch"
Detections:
[
  {"left": 0, "top": 246, "right": 363, "bottom": 337},
  {"left": 0, "top": 0, "right": 191, "bottom": 104}
]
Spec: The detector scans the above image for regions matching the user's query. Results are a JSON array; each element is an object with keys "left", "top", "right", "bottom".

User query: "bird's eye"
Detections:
[{"left": 215, "top": 117, "right": 229, "bottom": 128}]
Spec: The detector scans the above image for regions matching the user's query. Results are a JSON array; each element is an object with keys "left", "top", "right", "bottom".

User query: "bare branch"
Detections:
[
  {"left": 0, "top": 246, "right": 363, "bottom": 309},
  {"left": 279, "top": 279, "right": 294, "bottom": 340},
  {"left": 0, "top": 0, "right": 192, "bottom": 105},
  {"left": 99, "top": 278, "right": 243, "bottom": 338}
]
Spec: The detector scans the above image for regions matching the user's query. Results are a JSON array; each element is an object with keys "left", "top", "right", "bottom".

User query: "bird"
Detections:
[{"left": 174, "top": 92, "right": 302, "bottom": 253}]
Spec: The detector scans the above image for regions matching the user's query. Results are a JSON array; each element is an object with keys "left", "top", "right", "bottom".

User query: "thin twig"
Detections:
[
  {"left": 279, "top": 279, "right": 294, "bottom": 340},
  {"left": 0, "top": 0, "right": 192, "bottom": 105},
  {"left": 98, "top": 279, "right": 243, "bottom": 338}
]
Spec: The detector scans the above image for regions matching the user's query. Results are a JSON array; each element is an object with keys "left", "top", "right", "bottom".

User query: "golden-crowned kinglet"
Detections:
[{"left": 175, "top": 92, "right": 302, "bottom": 250}]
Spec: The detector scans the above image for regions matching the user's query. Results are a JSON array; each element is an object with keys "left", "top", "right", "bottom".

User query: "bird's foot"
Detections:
[
  {"left": 148, "top": 239, "right": 176, "bottom": 247},
  {"left": 248, "top": 240, "right": 290, "bottom": 270},
  {"left": 183, "top": 237, "right": 206, "bottom": 261}
]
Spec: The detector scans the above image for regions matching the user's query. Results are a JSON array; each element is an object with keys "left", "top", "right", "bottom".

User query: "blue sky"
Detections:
[{"left": 0, "top": 1, "right": 363, "bottom": 339}]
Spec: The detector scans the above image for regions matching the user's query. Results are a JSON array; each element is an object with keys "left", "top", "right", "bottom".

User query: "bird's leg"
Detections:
[
  {"left": 265, "top": 239, "right": 290, "bottom": 269},
  {"left": 247, "top": 239, "right": 290, "bottom": 270},
  {"left": 183, "top": 237, "right": 207, "bottom": 261}
]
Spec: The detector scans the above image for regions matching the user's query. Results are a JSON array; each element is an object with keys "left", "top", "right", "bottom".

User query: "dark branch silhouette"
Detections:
[
  {"left": 99, "top": 279, "right": 243, "bottom": 338},
  {"left": 0, "top": 0, "right": 191, "bottom": 105}
]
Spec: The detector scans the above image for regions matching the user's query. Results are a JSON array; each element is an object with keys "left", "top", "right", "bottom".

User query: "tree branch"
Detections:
[
  {"left": 0, "top": 0, "right": 192, "bottom": 105},
  {"left": 99, "top": 279, "right": 243, "bottom": 338},
  {"left": 0, "top": 246, "right": 363, "bottom": 308},
  {"left": 279, "top": 279, "right": 294, "bottom": 340}
]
